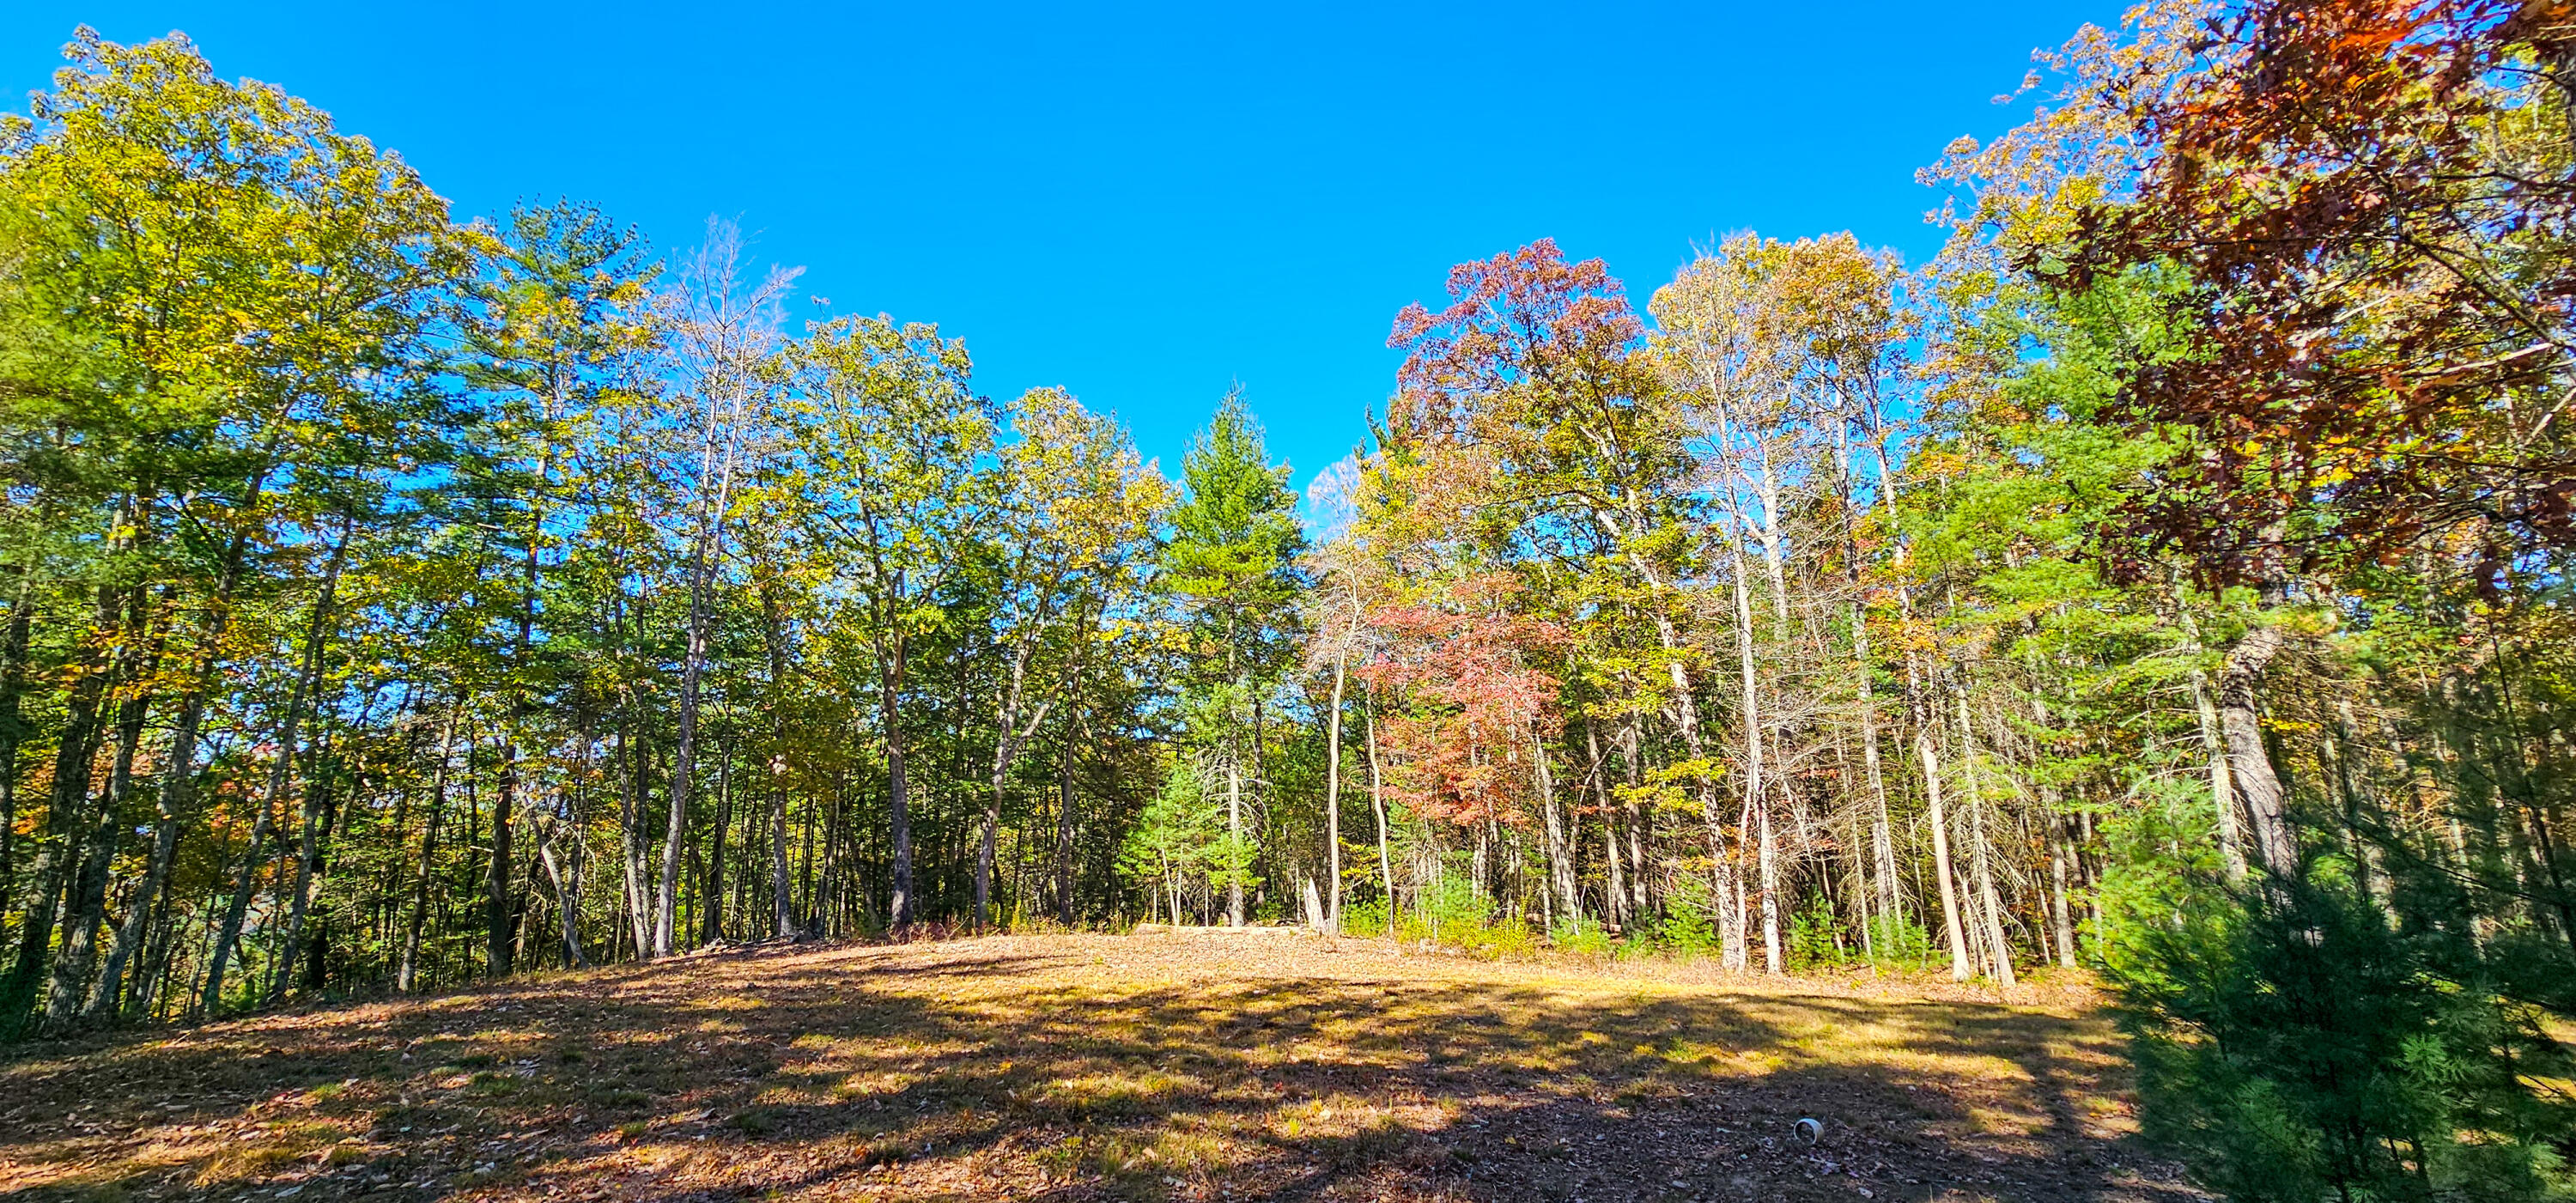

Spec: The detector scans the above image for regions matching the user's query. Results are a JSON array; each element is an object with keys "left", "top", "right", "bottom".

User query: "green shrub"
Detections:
[
  {"left": 1352, "top": 872, "right": 1540, "bottom": 957},
  {"left": 1862, "top": 914, "right": 1934, "bottom": 967},
  {"left": 2112, "top": 855, "right": 2576, "bottom": 1202},
  {"left": 1654, "top": 875, "right": 1724, "bottom": 958},
  {"left": 1550, "top": 914, "right": 1613, "bottom": 956},
  {"left": 1787, "top": 899, "right": 1850, "bottom": 971},
  {"left": 1338, "top": 898, "right": 1391, "bottom": 938}
]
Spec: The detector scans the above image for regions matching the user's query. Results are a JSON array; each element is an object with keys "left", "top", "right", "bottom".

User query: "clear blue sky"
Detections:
[{"left": 6, "top": 2, "right": 2114, "bottom": 501}]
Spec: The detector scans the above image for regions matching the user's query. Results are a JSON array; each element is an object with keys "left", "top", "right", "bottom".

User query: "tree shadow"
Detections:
[{"left": 0, "top": 937, "right": 2202, "bottom": 1202}]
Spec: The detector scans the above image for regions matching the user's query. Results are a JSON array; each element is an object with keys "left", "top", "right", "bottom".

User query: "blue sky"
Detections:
[{"left": 5, "top": 2, "right": 2116, "bottom": 502}]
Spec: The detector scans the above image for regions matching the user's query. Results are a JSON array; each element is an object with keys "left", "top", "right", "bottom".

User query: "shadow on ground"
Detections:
[{"left": 0, "top": 934, "right": 2204, "bottom": 1202}]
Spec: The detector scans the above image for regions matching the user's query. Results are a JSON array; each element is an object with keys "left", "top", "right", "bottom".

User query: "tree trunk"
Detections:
[
  {"left": 0, "top": 585, "right": 120, "bottom": 1036},
  {"left": 1366, "top": 690, "right": 1397, "bottom": 945},
  {"left": 1916, "top": 675, "right": 1971, "bottom": 981},
  {"left": 1730, "top": 558, "right": 1780, "bottom": 975},
  {"left": 618, "top": 720, "right": 653, "bottom": 957},
  {"left": 2221, "top": 623, "right": 2296, "bottom": 878},
  {"left": 536, "top": 816, "right": 587, "bottom": 967},
  {"left": 0, "top": 583, "right": 34, "bottom": 913},
  {"left": 1953, "top": 691, "right": 2017, "bottom": 985},
  {"left": 50, "top": 582, "right": 167, "bottom": 1028},
  {"left": 1855, "top": 600, "right": 1901, "bottom": 931},
  {"left": 1325, "top": 641, "right": 1348, "bottom": 933},
  {"left": 400, "top": 704, "right": 459, "bottom": 992},
  {"left": 762, "top": 582, "right": 795, "bottom": 938},
  {"left": 2050, "top": 826, "right": 2078, "bottom": 969},
  {"left": 1055, "top": 732, "right": 1078, "bottom": 923},
  {"left": 977, "top": 634, "right": 1056, "bottom": 932},
  {"left": 88, "top": 539, "right": 251, "bottom": 1020},
  {"left": 203, "top": 524, "right": 349, "bottom": 1015},
  {"left": 269, "top": 735, "right": 340, "bottom": 1004},
  {"left": 659, "top": 525, "right": 723, "bottom": 956},
  {"left": 1225, "top": 729, "right": 1245, "bottom": 927},
  {"left": 1535, "top": 727, "right": 1579, "bottom": 927},
  {"left": 881, "top": 630, "right": 916, "bottom": 929},
  {"left": 489, "top": 735, "right": 518, "bottom": 975},
  {"left": 704, "top": 739, "right": 732, "bottom": 943},
  {"left": 1586, "top": 720, "right": 1624, "bottom": 930}
]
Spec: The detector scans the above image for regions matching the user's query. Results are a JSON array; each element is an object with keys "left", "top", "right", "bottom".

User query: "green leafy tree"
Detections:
[{"left": 1162, "top": 391, "right": 1305, "bottom": 926}]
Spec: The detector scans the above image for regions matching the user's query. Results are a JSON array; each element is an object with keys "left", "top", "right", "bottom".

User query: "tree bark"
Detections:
[
  {"left": 1730, "top": 557, "right": 1780, "bottom": 975},
  {"left": 1916, "top": 671, "right": 1971, "bottom": 981},
  {"left": 1324, "top": 636, "right": 1349, "bottom": 933},
  {"left": 1, "top": 584, "right": 120, "bottom": 1036},
  {"left": 203, "top": 523, "right": 349, "bottom": 1015},
  {"left": 1535, "top": 727, "right": 1579, "bottom": 927},
  {"left": 0, "top": 583, "right": 34, "bottom": 913},
  {"left": 659, "top": 526, "right": 721, "bottom": 956},
  {"left": 49, "top": 580, "right": 167, "bottom": 1028},
  {"left": 761, "top": 584, "right": 796, "bottom": 938},
  {"left": 270, "top": 732, "right": 346, "bottom": 1004},
  {"left": 1366, "top": 690, "right": 1397, "bottom": 945},
  {"left": 489, "top": 738, "right": 519, "bottom": 975},
  {"left": 2050, "top": 826, "right": 2079, "bottom": 969},
  {"left": 977, "top": 628, "right": 1055, "bottom": 931},
  {"left": 88, "top": 524, "right": 256, "bottom": 1019},
  {"left": 400, "top": 703, "right": 460, "bottom": 991},
  {"left": 2221, "top": 623, "right": 2297, "bottom": 878},
  {"left": 881, "top": 627, "right": 916, "bottom": 929}
]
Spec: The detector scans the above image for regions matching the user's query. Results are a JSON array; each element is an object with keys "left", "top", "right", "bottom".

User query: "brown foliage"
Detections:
[{"left": 2066, "top": 0, "right": 2576, "bottom": 584}]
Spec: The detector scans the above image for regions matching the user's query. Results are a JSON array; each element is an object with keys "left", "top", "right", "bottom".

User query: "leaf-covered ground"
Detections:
[{"left": 0, "top": 933, "right": 2203, "bottom": 1202}]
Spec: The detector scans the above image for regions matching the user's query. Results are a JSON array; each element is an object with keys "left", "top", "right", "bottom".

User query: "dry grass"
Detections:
[{"left": 0, "top": 933, "right": 2203, "bottom": 1201}]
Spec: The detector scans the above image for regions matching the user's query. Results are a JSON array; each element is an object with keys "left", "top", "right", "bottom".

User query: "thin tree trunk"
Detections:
[
  {"left": 1730, "top": 556, "right": 1780, "bottom": 975},
  {"left": 1917, "top": 673, "right": 1971, "bottom": 982},
  {"left": 618, "top": 719, "right": 653, "bottom": 957},
  {"left": 1956, "top": 692, "right": 2016, "bottom": 985},
  {"left": 1366, "top": 689, "right": 1396, "bottom": 946},
  {"left": 658, "top": 529, "right": 722, "bottom": 956},
  {"left": 536, "top": 814, "right": 587, "bottom": 967},
  {"left": 0, "top": 580, "right": 33, "bottom": 897},
  {"left": 489, "top": 738, "right": 519, "bottom": 975},
  {"left": 1586, "top": 719, "right": 1624, "bottom": 930},
  {"left": 881, "top": 628, "right": 916, "bottom": 929},
  {"left": 270, "top": 732, "right": 341, "bottom": 1004},
  {"left": 1225, "top": 708, "right": 1245, "bottom": 927},
  {"left": 203, "top": 522, "right": 350, "bottom": 1015},
  {"left": 1, "top": 585, "right": 120, "bottom": 1036},
  {"left": 88, "top": 532, "right": 253, "bottom": 1019},
  {"left": 704, "top": 738, "right": 733, "bottom": 943},
  {"left": 400, "top": 703, "right": 460, "bottom": 992},
  {"left": 1325, "top": 635, "right": 1349, "bottom": 933},
  {"left": 2178, "top": 600, "right": 2248, "bottom": 884},
  {"left": 1055, "top": 728, "right": 1078, "bottom": 923},
  {"left": 763, "top": 584, "right": 796, "bottom": 939},
  {"left": 977, "top": 634, "right": 1056, "bottom": 931},
  {"left": 1535, "top": 726, "right": 1579, "bottom": 926},
  {"left": 2050, "top": 825, "right": 2078, "bottom": 969},
  {"left": 50, "top": 581, "right": 167, "bottom": 1027}
]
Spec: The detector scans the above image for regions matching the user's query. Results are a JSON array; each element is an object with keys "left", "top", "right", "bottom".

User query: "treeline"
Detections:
[
  {"left": 1303, "top": 1, "right": 2576, "bottom": 1196},
  {"left": 6, "top": 4, "right": 2576, "bottom": 1194},
  {"left": 0, "top": 29, "right": 1188, "bottom": 1031}
]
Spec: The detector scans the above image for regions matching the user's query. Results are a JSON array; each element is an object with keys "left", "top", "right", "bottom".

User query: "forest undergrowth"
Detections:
[{"left": 0, "top": 932, "right": 2196, "bottom": 1203}]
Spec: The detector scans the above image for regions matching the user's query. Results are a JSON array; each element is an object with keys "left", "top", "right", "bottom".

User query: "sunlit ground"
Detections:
[{"left": 0, "top": 933, "right": 2202, "bottom": 1201}]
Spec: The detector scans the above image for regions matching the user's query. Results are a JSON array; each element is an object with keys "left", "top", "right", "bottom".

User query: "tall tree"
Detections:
[{"left": 1163, "top": 393, "right": 1305, "bottom": 927}]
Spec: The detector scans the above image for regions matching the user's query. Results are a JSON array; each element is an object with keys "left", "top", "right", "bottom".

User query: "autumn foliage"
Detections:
[{"left": 2064, "top": 0, "right": 2576, "bottom": 582}]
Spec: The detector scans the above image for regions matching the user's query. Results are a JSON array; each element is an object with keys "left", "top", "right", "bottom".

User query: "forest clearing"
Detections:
[
  {"left": 0, "top": 932, "right": 2192, "bottom": 1202},
  {"left": 9, "top": 1, "right": 2576, "bottom": 1197}
]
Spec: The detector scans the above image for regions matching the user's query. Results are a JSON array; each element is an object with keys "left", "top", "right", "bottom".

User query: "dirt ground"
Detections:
[{"left": 0, "top": 932, "right": 2206, "bottom": 1202}]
